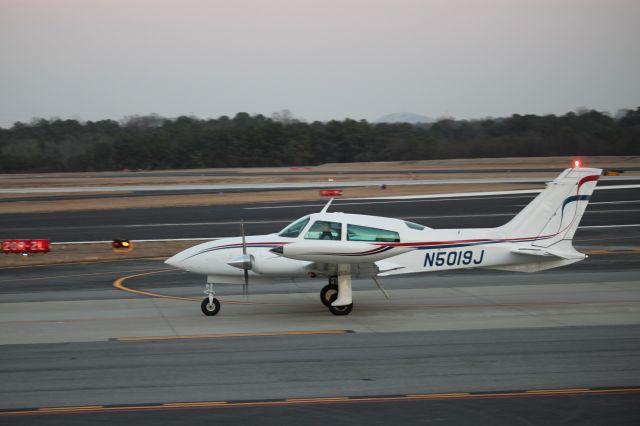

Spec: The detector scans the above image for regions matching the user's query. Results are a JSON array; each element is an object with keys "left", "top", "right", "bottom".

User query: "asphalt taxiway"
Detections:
[{"left": 0, "top": 189, "right": 639, "bottom": 424}]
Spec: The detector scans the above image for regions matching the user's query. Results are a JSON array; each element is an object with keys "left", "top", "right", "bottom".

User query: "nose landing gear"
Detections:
[
  {"left": 201, "top": 298, "right": 220, "bottom": 316},
  {"left": 201, "top": 282, "right": 220, "bottom": 316}
]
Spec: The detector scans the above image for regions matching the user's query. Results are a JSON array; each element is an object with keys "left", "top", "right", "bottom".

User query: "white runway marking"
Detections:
[
  {"left": 244, "top": 195, "right": 536, "bottom": 210},
  {"left": 244, "top": 184, "right": 640, "bottom": 209},
  {"left": 589, "top": 200, "right": 640, "bottom": 205},
  {"left": 579, "top": 224, "right": 640, "bottom": 229}
]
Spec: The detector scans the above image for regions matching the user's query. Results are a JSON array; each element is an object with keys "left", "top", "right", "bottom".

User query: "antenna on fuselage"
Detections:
[{"left": 320, "top": 198, "right": 334, "bottom": 213}]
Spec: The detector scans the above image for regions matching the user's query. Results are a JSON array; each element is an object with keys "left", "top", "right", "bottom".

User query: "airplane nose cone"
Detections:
[{"left": 164, "top": 253, "right": 183, "bottom": 269}]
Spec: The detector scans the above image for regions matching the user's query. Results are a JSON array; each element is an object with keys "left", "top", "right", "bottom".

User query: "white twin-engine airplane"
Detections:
[{"left": 166, "top": 165, "right": 602, "bottom": 317}]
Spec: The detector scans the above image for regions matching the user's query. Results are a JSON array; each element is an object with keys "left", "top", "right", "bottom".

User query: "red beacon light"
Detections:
[
  {"left": 573, "top": 160, "right": 582, "bottom": 168},
  {"left": 319, "top": 189, "right": 343, "bottom": 197}
]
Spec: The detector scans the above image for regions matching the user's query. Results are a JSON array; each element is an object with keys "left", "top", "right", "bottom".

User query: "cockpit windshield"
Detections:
[{"left": 278, "top": 216, "right": 311, "bottom": 238}]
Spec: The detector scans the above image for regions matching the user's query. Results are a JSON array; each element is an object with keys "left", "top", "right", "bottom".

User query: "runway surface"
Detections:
[
  {"left": 1, "top": 186, "right": 639, "bottom": 424},
  {"left": 1, "top": 185, "right": 639, "bottom": 242}
]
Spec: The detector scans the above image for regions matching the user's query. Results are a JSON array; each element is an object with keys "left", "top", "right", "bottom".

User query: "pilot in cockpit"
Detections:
[{"left": 320, "top": 224, "right": 334, "bottom": 240}]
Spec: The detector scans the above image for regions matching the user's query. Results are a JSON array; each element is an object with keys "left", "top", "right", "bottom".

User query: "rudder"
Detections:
[{"left": 497, "top": 167, "right": 602, "bottom": 247}]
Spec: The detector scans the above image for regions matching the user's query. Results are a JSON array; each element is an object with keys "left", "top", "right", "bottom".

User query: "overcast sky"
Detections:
[{"left": 1, "top": 0, "right": 638, "bottom": 125}]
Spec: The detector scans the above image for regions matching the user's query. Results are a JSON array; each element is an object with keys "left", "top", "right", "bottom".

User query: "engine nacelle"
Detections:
[
  {"left": 249, "top": 252, "right": 312, "bottom": 277},
  {"left": 270, "top": 240, "right": 406, "bottom": 264}
]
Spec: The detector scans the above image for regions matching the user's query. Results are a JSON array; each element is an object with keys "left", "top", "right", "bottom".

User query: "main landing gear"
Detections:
[
  {"left": 320, "top": 277, "right": 338, "bottom": 307},
  {"left": 328, "top": 302, "right": 353, "bottom": 316},
  {"left": 320, "top": 269, "right": 354, "bottom": 316},
  {"left": 200, "top": 272, "right": 355, "bottom": 317},
  {"left": 201, "top": 283, "right": 220, "bottom": 316}
]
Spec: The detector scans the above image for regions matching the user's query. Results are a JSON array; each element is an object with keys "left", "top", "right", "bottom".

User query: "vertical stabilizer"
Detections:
[{"left": 497, "top": 167, "right": 601, "bottom": 247}]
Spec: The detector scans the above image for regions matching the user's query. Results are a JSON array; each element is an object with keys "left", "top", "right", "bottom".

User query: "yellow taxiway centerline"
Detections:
[
  {"left": 113, "top": 269, "right": 198, "bottom": 301},
  {"left": 2, "top": 387, "right": 639, "bottom": 417},
  {"left": 113, "top": 269, "right": 257, "bottom": 304}
]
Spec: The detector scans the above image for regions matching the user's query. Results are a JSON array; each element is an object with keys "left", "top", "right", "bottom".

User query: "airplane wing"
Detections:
[
  {"left": 304, "top": 259, "right": 405, "bottom": 278},
  {"left": 376, "top": 260, "right": 406, "bottom": 273}
]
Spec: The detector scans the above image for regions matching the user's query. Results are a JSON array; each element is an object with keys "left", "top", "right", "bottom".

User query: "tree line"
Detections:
[{"left": 0, "top": 108, "right": 638, "bottom": 173}]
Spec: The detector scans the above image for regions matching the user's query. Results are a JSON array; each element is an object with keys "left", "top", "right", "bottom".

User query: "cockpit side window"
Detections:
[
  {"left": 278, "top": 216, "right": 310, "bottom": 238},
  {"left": 347, "top": 224, "right": 400, "bottom": 242},
  {"left": 304, "top": 220, "right": 342, "bottom": 240}
]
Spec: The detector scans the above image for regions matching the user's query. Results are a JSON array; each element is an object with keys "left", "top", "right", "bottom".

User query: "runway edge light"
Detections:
[{"left": 112, "top": 239, "right": 133, "bottom": 253}]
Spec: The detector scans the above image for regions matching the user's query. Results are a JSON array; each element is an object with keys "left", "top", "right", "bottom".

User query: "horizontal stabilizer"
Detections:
[{"left": 512, "top": 246, "right": 585, "bottom": 260}]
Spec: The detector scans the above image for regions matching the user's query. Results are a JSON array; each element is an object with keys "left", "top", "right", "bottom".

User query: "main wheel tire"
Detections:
[
  {"left": 320, "top": 283, "right": 339, "bottom": 307},
  {"left": 328, "top": 303, "right": 353, "bottom": 316},
  {"left": 201, "top": 297, "right": 221, "bottom": 316}
]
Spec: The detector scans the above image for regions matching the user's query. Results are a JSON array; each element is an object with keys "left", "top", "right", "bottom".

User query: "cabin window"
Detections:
[
  {"left": 304, "top": 221, "right": 343, "bottom": 240},
  {"left": 278, "top": 216, "right": 310, "bottom": 238},
  {"left": 404, "top": 221, "right": 425, "bottom": 230},
  {"left": 347, "top": 224, "right": 400, "bottom": 242}
]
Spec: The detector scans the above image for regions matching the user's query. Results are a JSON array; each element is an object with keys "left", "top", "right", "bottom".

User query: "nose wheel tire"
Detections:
[
  {"left": 320, "top": 283, "right": 339, "bottom": 307},
  {"left": 328, "top": 302, "right": 353, "bottom": 316},
  {"left": 201, "top": 298, "right": 221, "bottom": 316}
]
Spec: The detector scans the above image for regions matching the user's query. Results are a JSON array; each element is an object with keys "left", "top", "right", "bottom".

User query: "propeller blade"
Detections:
[
  {"left": 243, "top": 269, "right": 249, "bottom": 298},
  {"left": 241, "top": 220, "right": 248, "bottom": 299},
  {"left": 241, "top": 221, "right": 247, "bottom": 255}
]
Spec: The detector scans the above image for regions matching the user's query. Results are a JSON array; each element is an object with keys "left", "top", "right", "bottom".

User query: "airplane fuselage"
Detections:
[{"left": 165, "top": 211, "right": 582, "bottom": 283}]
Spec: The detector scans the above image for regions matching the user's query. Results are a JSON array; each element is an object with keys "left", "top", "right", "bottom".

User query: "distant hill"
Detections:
[{"left": 375, "top": 112, "right": 434, "bottom": 124}]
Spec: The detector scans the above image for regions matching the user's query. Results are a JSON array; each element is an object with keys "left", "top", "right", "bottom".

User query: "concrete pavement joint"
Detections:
[{"left": 115, "top": 329, "right": 353, "bottom": 341}]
